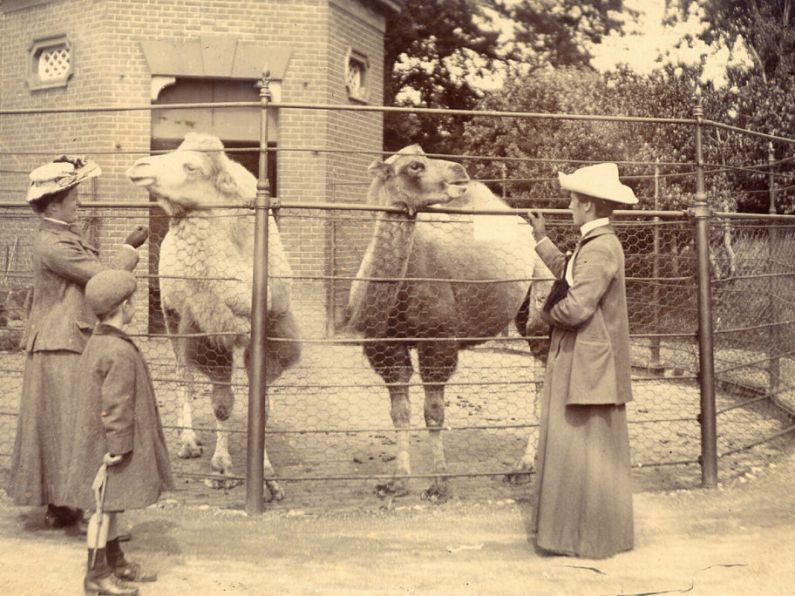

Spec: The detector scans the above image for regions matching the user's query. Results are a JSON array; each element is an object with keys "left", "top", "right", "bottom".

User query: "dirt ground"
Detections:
[{"left": 0, "top": 442, "right": 793, "bottom": 596}]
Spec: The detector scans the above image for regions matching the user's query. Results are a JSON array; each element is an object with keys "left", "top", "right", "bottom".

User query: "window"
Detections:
[
  {"left": 345, "top": 48, "right": 369, "bottom": 103},
  {"left": 28, "top": 34, "right": 73, "bottom": 91}
]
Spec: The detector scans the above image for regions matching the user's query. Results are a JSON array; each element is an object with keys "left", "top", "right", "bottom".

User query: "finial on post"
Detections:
[
  {"left": 256, "top": 65, "right": 272, "bottom": 102},
  {"left": 692, "top": 83, "right": 703, "bottom": 118}
]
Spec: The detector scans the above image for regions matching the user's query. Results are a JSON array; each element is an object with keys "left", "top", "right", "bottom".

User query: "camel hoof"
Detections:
[
  {"left": 265, "top": 480, "right": 285, "bottom": 502},
  {"left": 204, "top": 476, "right": 243, "bottom": 490},
  {"left": 504, "top": 462, "right": 534, "bottom": 485},
  {"left": 421, "top": 478, "right": 450, "bottom": 503},
  {"left": 211, "top": 455, "right": 233, "bottom": 475},
  {"left": 177, "top": 443, "right": 203, "bottom": 459},
  {"left": 375, "top": 478, "right": 409, "bottom": 499}
]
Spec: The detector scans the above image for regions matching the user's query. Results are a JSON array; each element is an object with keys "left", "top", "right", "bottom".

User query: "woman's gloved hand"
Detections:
[{"left": 124, "top": 226, "right": 149, "bottom": 248}]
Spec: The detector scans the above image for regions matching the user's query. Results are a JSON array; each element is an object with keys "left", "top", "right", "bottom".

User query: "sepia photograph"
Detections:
[{"left": 0, "top": 0, "right": 793, "bottom": 594}]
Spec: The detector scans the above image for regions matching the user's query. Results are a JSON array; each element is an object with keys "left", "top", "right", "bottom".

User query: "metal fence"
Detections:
[{"left": 1, "top": 80, "right": 794, "bottom": 513}]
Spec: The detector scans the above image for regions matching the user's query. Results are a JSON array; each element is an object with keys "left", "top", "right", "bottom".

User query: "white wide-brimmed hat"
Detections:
[
  {"left": 558, "top": 162, "right": 638, "bottom": 205},
  {"left": 26, "top": 156, "right": 101, "bottom": 202}
]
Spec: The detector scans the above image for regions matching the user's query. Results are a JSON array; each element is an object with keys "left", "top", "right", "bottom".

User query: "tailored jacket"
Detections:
[
  {"left": 23, "top": 219, "right": 138, "bottom": 353},
  {"left": 535, "top": 224, "right": 633, "bottom": 405},
  {"left": 62, "top": 324, "right": 174, "bottom": 511}
]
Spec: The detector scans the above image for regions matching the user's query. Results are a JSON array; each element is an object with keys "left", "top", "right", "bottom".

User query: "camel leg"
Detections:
[
  {"left": 177, "top": 366, "right": 203, "bottom": 459},
  {"left": 182, "top": 325, "right": 241, "bottom": 489},
  {"left": 505, "top": 435, "right": 535, "bottom": 485},
  {"left": 243, "top": 341, "right": 288, "bottom": 502},
  {"left": 207, "top": 381, "right": 237, "bottom": 488},
  {"left": 418, "top": 341, "right": 457, "bottom": 501},
  {"left": 164, "top": 307, "right": 203, "bottom": 459},
  {"left": 506, "top": 361, "right": 541, "bottom": 485},
  {"left": 365, "top": 341, "right": 413, "bottom": 497}
]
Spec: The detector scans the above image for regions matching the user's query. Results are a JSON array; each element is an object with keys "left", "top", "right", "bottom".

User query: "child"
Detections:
[{"left": 62, "top": 270, "right": 174, "bottom": 595}]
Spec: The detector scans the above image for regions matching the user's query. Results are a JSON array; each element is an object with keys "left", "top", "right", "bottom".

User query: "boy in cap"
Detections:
[
  {"left": 523, "top": 163, "right": 637, "bottom": 559},
  {"left": 62, "top": 270, "right": 173, "bottom": 595}
]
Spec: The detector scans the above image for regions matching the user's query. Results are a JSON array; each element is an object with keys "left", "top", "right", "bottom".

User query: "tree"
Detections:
[
  {"left": 383, "top": 0, "right": 629, "bottom": 153},
  {"left": 460, "top": 66, "right": 704, "bottom": 211},
  {"left": 666, "top": 0, "right": 795, "bottom": 212},
  {"left": 667, "top": 0, "right": 795, "bottom": 83},
  {"left": 383, "top": 0, "right": 508, "bottom": 151}
]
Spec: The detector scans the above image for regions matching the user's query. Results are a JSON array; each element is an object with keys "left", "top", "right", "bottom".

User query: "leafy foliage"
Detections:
[
  {"left": 666, "top": 0, "right": 795, "bottom": 212},
  {"left": 383, "top": 0, "right": 628, "bottom": 153}
]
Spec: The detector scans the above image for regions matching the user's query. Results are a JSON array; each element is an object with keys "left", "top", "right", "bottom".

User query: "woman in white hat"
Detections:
[
  {"left": 523, "top": 162, "right": 637, "bottom": 559},
  {"left": 6, "top": 156, "right": 148, "bottom": 530}
]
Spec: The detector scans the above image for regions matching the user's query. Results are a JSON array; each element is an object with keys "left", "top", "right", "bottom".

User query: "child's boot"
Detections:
[
  {"left": 84, "top": 547, "right": 139, "bottom": 595},
  {"left": 106, "top": 537, "right": 157, "bottom": 582}
]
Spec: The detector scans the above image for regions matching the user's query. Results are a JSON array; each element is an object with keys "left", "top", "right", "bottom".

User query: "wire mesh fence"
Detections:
[
  {"left": 0, "top": 193, "right": 792, "bottom": 509},
  {"left": 1, "top": 95, "right": 795, "bottom": 511}
]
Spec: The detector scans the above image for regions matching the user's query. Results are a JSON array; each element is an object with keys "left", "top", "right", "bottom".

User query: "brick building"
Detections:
[{"left": 0, "top": 0, "right": 397, "bottom": 337}]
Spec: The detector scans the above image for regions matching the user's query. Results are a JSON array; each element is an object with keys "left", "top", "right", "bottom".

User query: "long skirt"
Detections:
[
  {"left": 532, "top": 382, "right": 634, "bottom": 558},
  {"left": 6, "top": 351, "right": 80, "bottom": 507}
]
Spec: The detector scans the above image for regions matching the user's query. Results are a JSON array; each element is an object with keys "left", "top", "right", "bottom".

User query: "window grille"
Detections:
[
  {"left": 27, "top": 34, "right": 73, "bottom": 91},
  {"left": 345, "top": 48, "right": 369, "bottom": 103},
  {"left": 38, "top": 45, "right": 71, "bottom": 81}
]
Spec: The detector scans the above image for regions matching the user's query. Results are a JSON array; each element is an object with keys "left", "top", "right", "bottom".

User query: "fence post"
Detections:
[
  {"left": 246, "top": 66, "right": 272, "bottom": 515},
  {"left": 692, "top": 86, "right": 718, "bottom": 488},
  {"left": 767, "top": 142, "right": 780, "bottom": 395},
  {"left": 651, "top": 158, "right": 661, "bottom": 368}
]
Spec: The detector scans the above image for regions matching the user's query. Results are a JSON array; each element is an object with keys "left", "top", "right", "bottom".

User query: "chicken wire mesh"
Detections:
[
  {"left": 710, "top": 217, "right": 795, "bottom": 478},
  {"left": 0, "top": 175, "right": 792, "bottom": 510}
]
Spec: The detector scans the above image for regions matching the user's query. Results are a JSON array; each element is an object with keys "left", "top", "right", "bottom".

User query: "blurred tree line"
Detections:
[{"left": 383, "top": 0, "right": 795, "bottom": 213}]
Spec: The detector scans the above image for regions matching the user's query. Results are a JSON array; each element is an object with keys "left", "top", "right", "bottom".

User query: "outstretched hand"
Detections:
[
  {"left": 124, "top": 225, "right": 149, "bottom": 248},
  {"left": 520, "top": 210, "right": 547, "bottom": 242}
]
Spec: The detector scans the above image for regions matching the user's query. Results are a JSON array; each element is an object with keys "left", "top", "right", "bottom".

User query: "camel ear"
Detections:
[
  {"left": 216, "top": 171, "right": 238, "bottom": 195},
  {"left": 368, "top": 159, "right": 394, "bottom": 179}
]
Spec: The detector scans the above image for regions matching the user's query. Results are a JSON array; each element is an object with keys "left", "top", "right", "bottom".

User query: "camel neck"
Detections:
[{"left": 346, "top": 212, "right": 417, "bottom": 335}]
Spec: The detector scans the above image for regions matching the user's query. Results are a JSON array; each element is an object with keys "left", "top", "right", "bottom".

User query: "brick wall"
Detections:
[{"left": 0, "top": 0, "right": 390, "bottom": 338}]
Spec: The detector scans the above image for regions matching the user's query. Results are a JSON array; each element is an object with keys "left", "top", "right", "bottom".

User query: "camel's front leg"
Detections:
[
  {"left": 207, "top": 382, "right": 241, "bottom": 489},
  {"left": 177, "top": 367, "right": 203, "bottom": 459},
  {"left": 263, "top": 441, "right": 285, "bottom": 502},
  {"left": 365, "top": 342, "right": 413, "bottom": 498},
  {"left": 505, "top": 434, "right": 535, "bottom": 485},
  {"left": 165, "top": 316, "right": 202, "bottom": 460},
  {"left": 382, "top": 382, "right": 412, "bottom": 497},
  {"left": 177, "top": 365, "right": 204, "bottom": 458},
  {"left": 418, "top": 341, "right": 457, "bottom": 500},
  {"left": 422, "top": 382, "right": 448, "bottom": 499}
]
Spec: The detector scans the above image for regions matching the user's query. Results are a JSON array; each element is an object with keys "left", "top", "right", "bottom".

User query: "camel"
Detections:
[
  {"left": 126, "top": 133, "right": 300, "bottom": 498},
  {"left": 346, "top": 145, "right": 552, "bottom": 499}
]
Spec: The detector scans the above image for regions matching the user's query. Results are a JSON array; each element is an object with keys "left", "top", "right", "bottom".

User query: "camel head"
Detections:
[
  {"left": 126, "top": 133, "right": 256, "bottom": 217},
  {"left": 367, "top": 145, "right": 470, "bottom": 215}
]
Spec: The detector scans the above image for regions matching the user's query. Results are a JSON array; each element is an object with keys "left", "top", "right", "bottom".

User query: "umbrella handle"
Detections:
[{"left": 89, "top": 463, "right": 108, "bottom": 569}]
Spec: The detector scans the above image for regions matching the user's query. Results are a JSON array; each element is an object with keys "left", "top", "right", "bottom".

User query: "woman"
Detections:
[
  {"left": 6, "top": 155, "right": 148, "bottom": 529},
  {"left": 524, "top": 163, "right": 636, "bottom": 559}
]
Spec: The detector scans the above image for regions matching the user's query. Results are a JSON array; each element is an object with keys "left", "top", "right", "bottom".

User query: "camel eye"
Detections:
[
  {"left": 407, "top": 161, "right": 425, "bottom": 174},
  {"left": 184, "top": 162, "right": 198, "bottom": 173}
]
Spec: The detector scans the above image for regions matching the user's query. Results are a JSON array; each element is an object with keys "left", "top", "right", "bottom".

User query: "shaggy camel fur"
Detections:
[
  {"left": 347, "top": 145, "right": 552, "bottom": 498},
  {"left": 127, "top": 133, "right": 300, "bottom": 497}
]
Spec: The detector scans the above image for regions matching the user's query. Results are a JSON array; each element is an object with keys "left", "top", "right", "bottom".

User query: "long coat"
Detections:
[
  {"left": 6, "top": 219, "right": 138, "bottom": 506},
  {"left": 61, "top": 324, "right": 174, "bottom": 512},
  {"left": 532, "top": 224, "right": 634, "bottom": 559}
]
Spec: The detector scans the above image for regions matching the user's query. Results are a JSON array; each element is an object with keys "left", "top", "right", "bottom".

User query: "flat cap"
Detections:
[{"left": 85, "top": 270, "right": 138, "bottom": 317}]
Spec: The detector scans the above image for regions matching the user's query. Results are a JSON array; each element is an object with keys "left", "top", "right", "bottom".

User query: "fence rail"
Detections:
[{"left": 1, "top": 85, "right": 794, "bottom": 513}]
